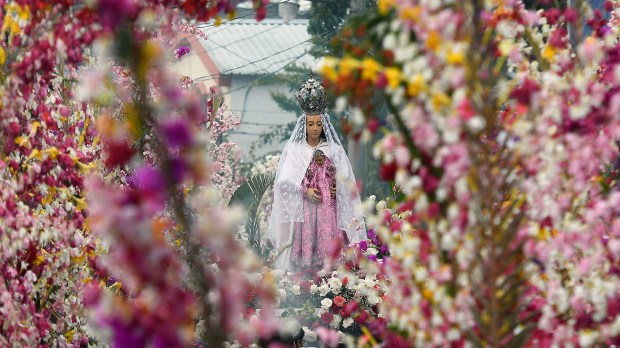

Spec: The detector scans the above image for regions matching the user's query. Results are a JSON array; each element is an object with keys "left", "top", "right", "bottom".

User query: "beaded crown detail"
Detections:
[{"left": 295, "top": 72, "right": 327, "bottom": 115}]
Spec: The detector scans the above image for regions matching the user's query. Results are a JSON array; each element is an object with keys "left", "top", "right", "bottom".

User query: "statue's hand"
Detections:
[{"left": 306, "top": 188, "right": 323, "bottom": 203}]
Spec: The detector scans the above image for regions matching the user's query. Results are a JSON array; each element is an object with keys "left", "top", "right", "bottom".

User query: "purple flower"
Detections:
[
  {"left": 161, "top": 119, "right": 192, "bottom": 148},
  {"left": 380, "top": 244, "right": 389, "bottom": 255},
  {"left": 134, "top": 166, "right": 166, "bottom": 195},
  {"left": 109, "top": 318, "right": 147, "bottom": 348},
  {"left": 98, "top": 0, "right": 137, "bottom": 31},
  {"left": 174, "top": 46, "right": 191, "bottom": 59},
  {"left": 358, "top": 240, "right": 368, "bottom": 252},
  {"left": 367, "top": 229, "right": 376, "bottom": 239}
]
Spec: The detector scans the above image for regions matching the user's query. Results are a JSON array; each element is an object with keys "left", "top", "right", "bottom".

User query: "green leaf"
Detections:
[{"left": 228, "top": 173, "right": 276, "bottom": 258}]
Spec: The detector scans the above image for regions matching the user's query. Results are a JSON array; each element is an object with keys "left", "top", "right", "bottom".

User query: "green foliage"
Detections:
[{"left": 228, "top": 173, "right": 276, "bottom": 259}]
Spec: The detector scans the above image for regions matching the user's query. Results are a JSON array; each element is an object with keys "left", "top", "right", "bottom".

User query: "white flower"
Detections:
[
  {"left": 364, "top": 277, "right": 376, "bottom": 288},
  {"left": 319, "top": 284, "right": 331, "bottom": 297},
  {"left": 290, "top": 284, "right": 301, "bottom": 295},
  {"left": 578, "top": 330, "right": 599, "bottom": 347},
  {"left": 303, "top": 327, "right": 318, "bottom": 342},
  {"left": 367, "top": 293, "right": 380, "bottom": 305},
  {"left": 376, "top": 200, "right": 387, "bottom": 211},
  {"left": 342, "top": 317, "right": 354, "bottom": 328},
  {"left": 310, "top": 284, "right": 318, "bottom": 294},
  {"left": 321, "top": 298, "right": 333, "bottom": 309},
  {"left": 328, "top": 277, "right": 342, "bottom": 291},
  {"left": 330, "top": 314, "right": 342, "bottom": 329}
]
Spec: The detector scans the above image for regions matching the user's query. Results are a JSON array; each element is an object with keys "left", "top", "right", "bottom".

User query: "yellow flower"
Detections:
[
  {"left": 422, "top": 287, "right": 434, "bottom": 302},
  {"left": 27, "top": 149, "right": 42, "bottom": 161},
  {"left": 431, "top": 92, "right": 451, "bottom": 111},
  {"left": 542, "top": 44, "right": 556, "bottom": 62},
  {"left": 407, "top": 74, "right": 426, "bottom": 96},
  {"left": 83, "top": 218, "right": 90, "bottom": 234},
  {"left": 64, "top": 329, "right": 75, "bottom": 343},
  {"left": 33, "top": 253, "right": 45, "bottom": 266},
  {"left": 400, "top": 6, "right": 421, "bottom": 22},
  {"left": 41, "top": 192, "right": 55, "bottom": 205},
  {"left": 378, "top": 0, "right": 395, "bottom": 15},
  {"left": 29, "top": 121, "right": 41, "bottom": 137},
  {"left": 384, "top": 67, "right": 402, "bottom": 89},
  {"left": 426, "top": 31, "right": 441, "bottom": 52},
  {"left": 78, "top": 117, "right": 91, "bottom": 147},
  {"left": 77, "top": 161, "right": 96, "bottom": 174},
  {"left": 446, "top": 48, "right": 464, "bottom": 65},
  {"left": 361, "top": 58, "right": 381, "bottom": 82},
  {"left": 0, "top": 46, "right": 5, "bottom": 66},
  {"left": 15, "top": 136, "right": 29, "bottom": 147},
  {"left": 498, "top": 40, "right": 514, "bottom": 57},
  {"left": 339, "top": 56, "right": 359, "bottom": 77},
  {"left": 320, "top": 64, "right": 338, "bottom": 82},
  {"left": 18, "top": 5, "right": 30, "bottom": 20},
  {"left": 74, "top": 196, "right": 88, "bottom": 211},
  {"left": 43, "top": 147, "right": 59, "bottom": 160},
  {"left": 318, "top": 57, "right": 338, "bottom": 81}
]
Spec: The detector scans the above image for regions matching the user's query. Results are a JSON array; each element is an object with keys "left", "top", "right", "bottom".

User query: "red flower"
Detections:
[
  {"left": 103, "top": 139, "right": 134, "bottom": 168},
  {"left": 342, "top": 301, "right": 359, "bottom": 317},
  {"left": 510, "top": 78, "right": 541, "bottom": 106},
  {"left": 333, "top": 296, "right": 346, "bottom": 307},
  {"left": 379, "top": 160, "right": 398, "bottom": 181},
  {"left": 354, "top": 310, "right": 369, "bottom": 325},
  {"left": 321, "top": 311, "right": 334, "bottom": 324}
]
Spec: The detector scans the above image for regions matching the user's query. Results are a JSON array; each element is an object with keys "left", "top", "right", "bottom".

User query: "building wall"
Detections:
[{"left": 226, "top": 75, "right": 298, "bottom": 159}]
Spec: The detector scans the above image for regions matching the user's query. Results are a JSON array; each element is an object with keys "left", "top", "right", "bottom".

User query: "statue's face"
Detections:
[
  {"left": 313, "top": 152, "right": 325, "bottom": 166},
  {"left": 306, "top": 114, "right": 323, "bottom": 143}
]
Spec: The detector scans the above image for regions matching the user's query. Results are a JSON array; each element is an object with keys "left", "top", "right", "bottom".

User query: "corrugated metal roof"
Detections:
[{"left": 197, "top": 19, "right": 316, "bottom": 75}]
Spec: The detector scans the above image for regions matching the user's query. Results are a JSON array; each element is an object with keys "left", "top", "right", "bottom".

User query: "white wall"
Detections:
[{"left": 226, "top": 75, "right": 297, "bottom": 159}]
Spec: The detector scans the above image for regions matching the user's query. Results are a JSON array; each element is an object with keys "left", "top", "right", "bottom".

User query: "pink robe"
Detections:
[{"left": 290, "top": 154, "right": 347, "bottom": 269}]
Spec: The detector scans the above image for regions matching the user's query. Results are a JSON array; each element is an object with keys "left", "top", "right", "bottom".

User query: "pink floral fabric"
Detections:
[{"left": 291, "top": 151, "right": 347, "bottom": 269}]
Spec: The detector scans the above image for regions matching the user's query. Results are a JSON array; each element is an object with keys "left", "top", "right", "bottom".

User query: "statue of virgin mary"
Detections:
[{"left": 267, "top": 74, "right": 366, "bottom": 271}]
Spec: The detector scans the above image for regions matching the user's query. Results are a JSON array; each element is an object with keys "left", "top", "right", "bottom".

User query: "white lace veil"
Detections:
[{"left": 267, "top": 113, "right": 366, "bottom": 268}]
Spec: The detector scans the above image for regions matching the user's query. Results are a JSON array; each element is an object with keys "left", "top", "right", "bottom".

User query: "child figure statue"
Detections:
[{"left": 290, "top": 150, "right": 344, "bottom": 269}]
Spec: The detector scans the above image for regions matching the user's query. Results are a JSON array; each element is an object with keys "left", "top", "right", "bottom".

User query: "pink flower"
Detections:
[
  {"left": 174, "top": 46, "right": 190, "bottom": 59},
  {"left": 333, "top": 295, "right": 346, "bottom": 307}
]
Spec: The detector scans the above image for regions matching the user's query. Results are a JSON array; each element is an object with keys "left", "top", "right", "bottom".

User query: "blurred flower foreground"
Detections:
[{"left": 2, "top": 0, "right": 620, "bottom": 347}]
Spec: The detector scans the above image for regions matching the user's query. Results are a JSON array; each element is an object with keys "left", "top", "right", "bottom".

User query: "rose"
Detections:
[
  {"left": 321, "top": 298, "right": 333, "bottom": 309},
  {"left": 342, "top": 317, "right": 354, "bottom": 328},
  {"left": 328, "top": 277, "right": 342, "bottom": 293},
  {"left": 291, "top": 284, "right": 301, "bottom": 295},
  {"left": 342, "top": 301, "right": 359, "bottom": 317},
  {"left": 310, "top": 284, "right": 319, "bottom": 294},
  {"left": 333, "top": 295, "right": 346, "bottom": 307},
  {"left": 321, "top": 311, "right": 334, "bottom": 324},
  {"left": 318, "top": 284, "right": 331, "bottom": 297}
]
